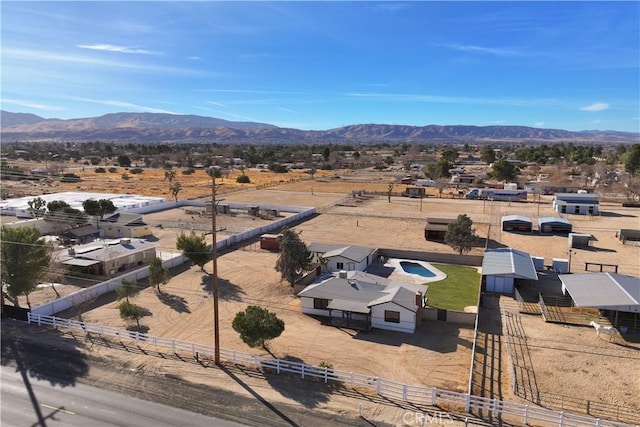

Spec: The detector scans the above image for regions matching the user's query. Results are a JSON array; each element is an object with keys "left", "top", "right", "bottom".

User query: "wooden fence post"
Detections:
[
  {"left": 432, "top": 387, "right": 437, "bottom": 405},
  {"left": 524, "top": 405, "right": 529, "bottom": 425},
  {"left": 301, "top": 363, "right": 305, "bottom": 379},
  {"left": 375, "top": 377, "right": 381, "bottom": 395}
]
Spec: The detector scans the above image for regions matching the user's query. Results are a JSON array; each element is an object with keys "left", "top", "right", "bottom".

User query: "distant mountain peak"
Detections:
[{"left": 1, "top": 110, "right": 638, "bottom": 145}]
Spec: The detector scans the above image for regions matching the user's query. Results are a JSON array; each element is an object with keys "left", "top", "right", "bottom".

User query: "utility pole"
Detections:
[{"left": 210, "top": 168, "right": 220, "bottom": 365}]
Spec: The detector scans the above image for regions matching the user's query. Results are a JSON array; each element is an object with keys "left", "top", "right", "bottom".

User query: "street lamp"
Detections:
[{"left": 209, "top": 167, "right": 220, "bottom": 365}]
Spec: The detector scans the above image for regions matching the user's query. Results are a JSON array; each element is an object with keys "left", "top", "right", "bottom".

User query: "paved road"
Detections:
[{"left": 1, "top": 366, "right": 247, "bottom": 427}]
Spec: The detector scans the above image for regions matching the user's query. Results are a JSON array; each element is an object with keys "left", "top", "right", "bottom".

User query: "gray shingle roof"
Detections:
[
  {"left": 298, "top": 271, "right": 424, "bottom": 313},
  {"left": 482, "top": 248, "right": 538, "bottom": 280}
]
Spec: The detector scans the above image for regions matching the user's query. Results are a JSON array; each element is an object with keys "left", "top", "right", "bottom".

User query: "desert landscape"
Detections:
[{"left": 4, "top": 165, "right": 639, "bottom": 424}]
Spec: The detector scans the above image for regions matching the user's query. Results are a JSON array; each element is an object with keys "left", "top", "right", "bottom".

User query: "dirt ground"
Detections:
[{"left": 5, "top": 168, "right": 640, "bottom": 423}]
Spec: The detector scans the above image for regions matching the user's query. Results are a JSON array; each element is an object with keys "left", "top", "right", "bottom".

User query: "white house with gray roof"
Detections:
[
  {"left": 482, "top": 248, "right": 538, "bottom": 294},
  {"left": 297, "top": 270, "right": 425, "bottom": 333},
  {"left": 307, "top": 243, "right": 377, "bottom": 273}
]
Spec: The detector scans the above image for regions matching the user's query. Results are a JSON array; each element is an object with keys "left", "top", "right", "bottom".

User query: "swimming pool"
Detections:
[
  {"left": 400, "top": 261, "right": 436, "bottom": 278},
  {"left": 385, "top": 258, "right": 446, "bottom": 283}
]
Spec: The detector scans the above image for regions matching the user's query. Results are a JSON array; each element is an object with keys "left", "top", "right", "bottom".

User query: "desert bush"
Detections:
[
  {"left": 94, "top": 167, "right": 106, "bottom": 173},
  {"left": 129, "top": 168, "right": 144, "bottom": 174},
  {"left": 108, "top": 167, "right": 118, "bottom": 173},
  {"left": 121, "top": 173, "right": 130, "bottom": 180},
  {"left": 236, "top": 175, "right": 251, "bottom": 183},
  {"left": 182, "top": 168, "right": 195, "bottom": 175},
  {"left": 60, "top": 173, "right": 81, "bottom": 183}
]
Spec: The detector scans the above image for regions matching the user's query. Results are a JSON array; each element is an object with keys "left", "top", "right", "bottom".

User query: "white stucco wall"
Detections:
[
  {"left": 326, "top": 256, "right": 368, "bottom": 272},
  {"left": 370, "top": 302, "right": 416, "bottom": 333}
]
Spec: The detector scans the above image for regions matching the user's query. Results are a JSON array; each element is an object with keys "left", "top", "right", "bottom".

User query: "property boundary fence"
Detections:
[
  {"left": 502, "top": 311, "right": 639, "bottom": 425},
  {"left": 25, "top": 313, "right": 635, "bottom": 427}
]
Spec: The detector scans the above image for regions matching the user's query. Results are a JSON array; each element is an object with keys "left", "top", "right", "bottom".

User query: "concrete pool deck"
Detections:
[{"left": 384, "top": 258, "right": 447, "bottom": 284}]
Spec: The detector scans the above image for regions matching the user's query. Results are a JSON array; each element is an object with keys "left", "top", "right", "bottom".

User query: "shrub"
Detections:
[
  {"left": 129, "top": 168, "right": 144, "bottom": 174},
  {"left": 182, "top": 168, "right": 195, "bottom": 175},
  {"left": 236, "top": 175, "right": 251, "bottom": 183},
  {"left": 94, "top": 167, "right": 106, "bottom": 173},
  {"left": 108, "top": 167, "right": 118, "bottom": 173},
  {"left": 121, "top": 173, "right": 130, "bottom": 180},
  {"left": 60, "top": 173, "right": 81, "bottom": 183}
]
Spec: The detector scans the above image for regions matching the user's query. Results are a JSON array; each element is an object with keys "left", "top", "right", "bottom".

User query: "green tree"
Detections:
[
  {"left": 117, "top": 155, "right": 132, "bottom": 168},
  {"left": 176, "top": 231, "right": 211, "bottom": 273},
  {"left": 444, "top": 214, "right": 478, "bottom": 255},
  {"left": 27, "top": 197, "right": 47, "bottom": 218},
  {"left": 148, "top": 257, "right": 170, "bottom": 294},
  {"left": 275, "top": 229, "right": 312, "bottom": 286},
  {"left": 115, "top": 279, "right": 140, "bottom": 302},
  {"left": 1, "top": 226, "right": 51, "bottom": 308},
  {"left": 481, "top": 146, "right": 496, "bottom": 164},
  {"left": 623, "top": 144, "right": 640, "bottom": 176},
  {"left": 232, "top": 305, "right": 285, "bottom": 349},
  {"left": 82, "top": 198, "right": 117, "bottom": 219},
  {"left": 236, "top": 175, "right": 251, "bottom": 184},
  {"left": 119, "top": 300, "right": 143, "bottom": 327},
  {"left": 491, "top": 159, "right": 518, "bottom": 182},
  {"left": 441, "top": 147, "right": 459, "bottom": 163},
  {"left": 426, "top": 159, "right": 452, "bottom": 179}
]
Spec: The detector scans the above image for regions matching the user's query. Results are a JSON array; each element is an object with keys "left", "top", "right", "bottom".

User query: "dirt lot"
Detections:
[{"left": 5, "top": 167, "right": 640, "bottom": 423}]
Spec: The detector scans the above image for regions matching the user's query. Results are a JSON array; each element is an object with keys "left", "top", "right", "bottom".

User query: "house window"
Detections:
[
  {"left": 313, "top": 298, "right": 330, "bottom": 309},
  {"left": 128, "top": 255, "right": 135, "bottom": 263},
  {"left": 384, "top": 310, "right": 400, "bottom": 323},
  {"left": 336, "top": 262, "right": 344, "bottom": 270}
]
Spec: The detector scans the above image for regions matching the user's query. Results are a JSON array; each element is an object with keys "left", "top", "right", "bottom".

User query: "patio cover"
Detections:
[
  {"left": 327, "top": 299, "right": 371, "bottom": 314},
  {"left": 559, "top": 273, "right": 640, "bottom": 309},
  {"left": 62, "top": 258, "right": 100, "bottom": 267}
]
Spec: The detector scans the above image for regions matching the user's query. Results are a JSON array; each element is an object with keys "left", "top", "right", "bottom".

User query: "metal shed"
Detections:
[
  {"left": 482, "top": 248, "right": 538, "bottom": 294},
  {"left": 538, "top": 217, "right": 572, "bottom": 235},
  {"left": 424, "top": 218, "right": 456, "bottom": 242},
  {"left": 501, "top": 215, "right": 533, "bottom": 233}
]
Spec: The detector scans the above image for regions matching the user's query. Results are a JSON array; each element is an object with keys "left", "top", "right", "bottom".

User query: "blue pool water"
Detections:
[{"left": 400, "top": 261, "right": 436, "bottom": 278}]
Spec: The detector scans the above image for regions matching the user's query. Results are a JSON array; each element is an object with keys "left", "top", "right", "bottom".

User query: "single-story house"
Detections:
[
  {"left": 297, "top": 270, "right": 426, "bottom": 333},
  {"left": 99, "top": 213, "right": 152, "bottom": 238},
  {"left": 424, "top": 218, "right": 456, "bottom": 242},
  {"left": 60, "top": 224, "right": 99, "bottom": 245},
  {"left": 54, "top": 238, "right": 157, "bottom": 278},
  {"left": 538, "top": 217, "right": 572, "bottom": 235},
  {"left": 552, "top": 193, "right": 599, "bottom": 215},
  {"left": 482, "top": 248, "right": 538, "bottom": 294},
  {"left": 307, "top": 243, "right": 377, "bottom": 273},
  {"left": 501, "top": 215, "right": 533, "bottom": 233}
]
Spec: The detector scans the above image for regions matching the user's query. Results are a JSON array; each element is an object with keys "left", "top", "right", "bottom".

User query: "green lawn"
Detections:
[{"left": 425, "top": 263, "right": 481, "bottom": 311}]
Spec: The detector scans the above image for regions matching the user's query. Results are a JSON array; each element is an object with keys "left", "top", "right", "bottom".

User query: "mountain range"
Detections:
[{"left": 1, "top": 110, "right": 638, "bottom": 145}]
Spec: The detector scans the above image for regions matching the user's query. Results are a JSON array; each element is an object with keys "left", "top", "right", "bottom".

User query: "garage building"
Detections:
[
  {"left": 538, "top": 217, "right": 572, "bottom": 235},
  {"left": 482, "top": 248, "right": 538, "bottom": 294},
  {"left": 501, "top": 215, "right": 533, "bottom": 233}
]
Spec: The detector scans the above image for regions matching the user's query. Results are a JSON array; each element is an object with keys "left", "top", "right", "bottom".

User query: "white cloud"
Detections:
[
  {"left": 346, "top": 92, "right": 560, "bottom": 107},
  {"left": 77, "top": 44, "right": 161, "bottom": 55},
  {"left": 1, "top": 98, "right": 64, "bottom": 111},
  {"left": 69, "top": 96, "right": 181, "bottom": 114},
  {"left": 188, "top": 56, "right": 202, "bottom": 60},
  {"left": 206, "top": 101, "right": 227, "bottom": 107},
  {"left": 438, "top": 43, "right": 519, "bottom": 57},
  {"left": 580, "top": 102, "right": 609, "bottom": 112},
  {"left": 278, "top": 107, "right": 298, "bottom": 114},
  {"left": 534, "top": 121, "right": 544, "bottom": 127}
]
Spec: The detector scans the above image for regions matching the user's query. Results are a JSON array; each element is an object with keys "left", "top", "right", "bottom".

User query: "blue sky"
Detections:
[{"left": 1, "top": 1, "right": 639, "bottom": 132}]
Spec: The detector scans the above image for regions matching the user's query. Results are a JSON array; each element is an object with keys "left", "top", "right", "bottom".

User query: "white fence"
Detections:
[
  {"left": 26, "top": 313, "right": 634, "bottom": 427},
  {"left": 31, "top": 252, "right": 187, "bottom": 316}
]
